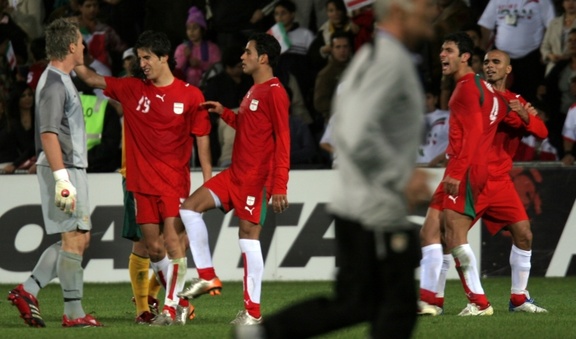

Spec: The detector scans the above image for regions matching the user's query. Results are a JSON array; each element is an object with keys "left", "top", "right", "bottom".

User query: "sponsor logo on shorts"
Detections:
[
  {"left": 448, "top": 195, "right": 458, "bottom": 204},
  {"left": 244, "top": 206, "right": 255, "bottom": 215},
  {"left": 246, "top": 196, "right": 255, "bottom": 206}
]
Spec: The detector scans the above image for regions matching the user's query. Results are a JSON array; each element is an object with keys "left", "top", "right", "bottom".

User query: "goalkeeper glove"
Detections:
[{"left": 53, "top": 169, "right": 77, "bottom": 214}]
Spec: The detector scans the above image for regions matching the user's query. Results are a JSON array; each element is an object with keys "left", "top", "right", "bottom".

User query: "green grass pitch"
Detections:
[{"left": 0, "top": 277, "right": 573, "bottom": 338}]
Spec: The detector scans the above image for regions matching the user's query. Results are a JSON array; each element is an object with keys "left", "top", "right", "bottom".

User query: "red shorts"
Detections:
[
  {"left": 432, "top": 168, "right": 482, "bottom": 218},
  {"left": 473, "top": 179, "right": 528, "bottom": 235},
  {"left": 133, "top": 192, "right": 183, "bottom": 224},
  {"left": 204, "top": 169, "right": 270, "bottom": 225}
]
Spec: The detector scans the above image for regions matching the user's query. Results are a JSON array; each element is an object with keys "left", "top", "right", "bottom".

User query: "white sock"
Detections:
[
  {"left": 180, "top": 209, "right": 213, "bottom": 269},
  {"left": 239, "top": 239, "right": 263, "bottom": 304},
  {"left": 150, "top": 255, "right": 170, "bottom": 289},
  {"left": 436, "top": 254, "right": 452, "bottom": 298},
  {"left": 164, "top": 257, "right": 187, "bottom": 309},
  {"left": 510, "top": 244, "right": 531, "bottom": 294},
  {"left": 452, "top": 244, "right": 485, "bottom": 295},
  {"left": 420, "top": 244, "right": 443, "bottom": 293}
]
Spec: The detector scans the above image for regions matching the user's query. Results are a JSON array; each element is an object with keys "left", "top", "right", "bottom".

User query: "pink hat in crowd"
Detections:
[{"left": 187, "top": 6, "right": 207, "bottom": 29}]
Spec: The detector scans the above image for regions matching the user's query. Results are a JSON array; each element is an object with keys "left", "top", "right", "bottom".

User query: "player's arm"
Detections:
[
  {"left": 196, "top": 134, "right": 212, "bottom": 182},
  {"left": 269, "top": 87, "right": 291, "bottom": 214},
  {"left": 523, "top": 103, "right": 548, "bottom": 139},
  {"left": 74, "top": 64, "right": 107, "bottom": 89},
  {"left": 202, "top": 101, "right": 237, "bottom": 129}
]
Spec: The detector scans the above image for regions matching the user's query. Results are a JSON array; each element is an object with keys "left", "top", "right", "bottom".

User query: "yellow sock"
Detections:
[
  {"left": 129, "top": 253, "right": 150, "bottom": 315},
  {"left": 149, "top": 272, "right": 162, "bottom": 298}
]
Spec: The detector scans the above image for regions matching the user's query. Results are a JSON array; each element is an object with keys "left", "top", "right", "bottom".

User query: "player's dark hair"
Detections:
[
  {"left": 249, "top": 33, "right": 281, "bottom": 68},
  {"left": 134, "top": 30, "right": 175, "bottom": 70},
  {"left": 444, "top": 31, "right": 474, "bottom": 66}
]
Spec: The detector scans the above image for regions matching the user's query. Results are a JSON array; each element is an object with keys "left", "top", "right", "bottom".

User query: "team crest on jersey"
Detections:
[
  {"left": 174, "top": 102, "right": 184, "bottom": 114},
  {"left": 246, "top": 195, "right": 255, "bottom": 206},
  {"left": 249, "top": 99, "right": 259, "bottom": 111}
]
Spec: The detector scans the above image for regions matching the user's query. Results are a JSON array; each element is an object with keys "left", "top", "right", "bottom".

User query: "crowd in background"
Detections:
[{"left": 1, "top": 0, "right": 573, "bottom": 174}]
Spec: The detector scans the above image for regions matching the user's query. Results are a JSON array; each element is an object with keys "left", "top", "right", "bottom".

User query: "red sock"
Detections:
[
  {"left": 197, "top": 267, "right": 216, "bottom": 280},
  {"left": 245, "top": 298, "right": 261, "bottom": 319},
  {"left": 510, "top": 293, "right": 527, "bottom": 307}
]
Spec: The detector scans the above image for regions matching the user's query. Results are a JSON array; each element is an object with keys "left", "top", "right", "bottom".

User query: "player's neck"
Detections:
[
  {"left": 453, "top": 66, "right": 474, "bottom": 82},
  {"left": 50, "top": 59, "right": 74, "bottom": 74},
  {"left": 492, "top": 81, "right": 506, "bottom": 92},
  {"left": 151, "top": 71, "right": 175, "bottom": 87},
  {"left": 252, "top": 68, "right": 274, "bottom": 84}
]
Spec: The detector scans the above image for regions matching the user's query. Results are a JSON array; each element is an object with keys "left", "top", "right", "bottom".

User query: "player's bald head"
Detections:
[{"left": 485, "top": 50, "right": 510, "bottom": 66}]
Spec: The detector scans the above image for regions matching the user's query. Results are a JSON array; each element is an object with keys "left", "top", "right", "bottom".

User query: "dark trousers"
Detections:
[{"left": 263, "top": 217, "right": 421, "bottom": 339}]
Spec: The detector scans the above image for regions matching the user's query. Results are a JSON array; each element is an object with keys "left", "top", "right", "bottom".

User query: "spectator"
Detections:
[
  {"left": 540, "top": 0, "right": 576, "bottom": 75},
  {"left": 209, "top": 0, "right": 269, "bottom": 51},
  {"left": 478, "top": 0, "right": 555, "bottom": 103},
  {"left": 313, "top": 31, "right": 351, "bottom": 121},
  {"left": 0, "top": 0, "right": 29, "bottom": 65},
  {"left": 463, "top": 22, "right": 483, "bottom": 49},
  {"left": 417, "top": 86, "right": 450, "bottom": 167},
  {"left": 561, "top": 75, "right": 576, "bottom": 165},
  {"left": 2, "top": 82, "right": 36, "bottom": 174},
  {"left": 273, "top": 0, "right": 316, "bottom": 120},
  {"left": 77, "top": 0, "right": 126, "bottom": 72},
  {"left": 174, "top": 6, "right": 221, "bottom": 87},
  {"left": 292, "top": 0, "right": 328, "bottom": 31},
  {"left": 471, "top": 46, "right": 486, "bottom": 77},
  {"left": 4, "top": 0, "right": 45, "bottom": 40},
  {"left": 286, "top": 87, "right": 317, "bottom": 167},
  {"left": 203, "top": 44, "right": 253, "bottom": 167},
  {"left": 26, "top": 37, "right": 48, "bottom": 90},
  {"left": 541, "top": 28, "right": 576, "bottom": 156},
  {"left": 308, "top": 0, "right": 356, "bottom": 72}
]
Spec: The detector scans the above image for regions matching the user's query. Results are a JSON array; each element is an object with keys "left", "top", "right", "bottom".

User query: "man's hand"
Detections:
[
  {"left": 53, "top": 169, "right": 77, "bottom": 214},
  {"left": 201, "top": 101, "right": 224, "bottom": 115},
  {"left": 509, "top": 99, "right": 529, "bottom": 123},
  {"left": 272, "top": 194, "right": 288, "bottom": 213},
  {"left": 442, "top": 175, "right": 460, "bottom": 197}
]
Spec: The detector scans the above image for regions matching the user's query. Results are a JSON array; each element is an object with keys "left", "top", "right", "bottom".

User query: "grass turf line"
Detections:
[{"left": 0, "top": 277, "right": 573, "bottom": 338}]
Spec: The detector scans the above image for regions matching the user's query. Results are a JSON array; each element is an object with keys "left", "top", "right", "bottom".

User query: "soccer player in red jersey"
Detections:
[
  {"left": 419, "top": 31, "right": 509, "bottom": 316},
  {"left": 419, "top": 49, "right": 549, "bottom": 315},
  {"left": 472, "top": 50, "right": 548, "bottom": 313},
  {"left": 177, "top": 33, "right": 290, "bottom": 325},
  {"left": 74, "top": 30, "right": 212, "bottom": 325}
]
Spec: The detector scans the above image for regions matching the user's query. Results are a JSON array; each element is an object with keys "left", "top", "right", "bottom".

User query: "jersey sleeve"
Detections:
[
  {"left": 38, "top": 81, "right": 66, "bottom": 134},
  {"left": 449, "top": 83, "right": 484, "bottom": 180},
  {"left": 268, "top": 85, "right": 291, "bottom": 195},
  {"left": 189, "top": 88, "right": 211, "bottom": 137},
  {"left": 221, "top": 107, "right": 237, "bottom": 129},
  {"left": 525, "top": 114, "right": 548, "bottom": 139}
]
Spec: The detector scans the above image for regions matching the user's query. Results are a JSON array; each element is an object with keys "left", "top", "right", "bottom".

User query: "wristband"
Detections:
[{"left": 53, "top": 168, "right": 70, "bottom": 181}]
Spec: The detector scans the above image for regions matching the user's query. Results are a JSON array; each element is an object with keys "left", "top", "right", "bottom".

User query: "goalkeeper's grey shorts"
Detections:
[{"left": 37, "top": 165, "right": 92, "bottom": 235}]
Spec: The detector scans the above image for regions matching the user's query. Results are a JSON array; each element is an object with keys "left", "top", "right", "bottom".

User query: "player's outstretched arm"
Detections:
[{"left": 74, "top": 64, "right": 107, "bottom": 89}]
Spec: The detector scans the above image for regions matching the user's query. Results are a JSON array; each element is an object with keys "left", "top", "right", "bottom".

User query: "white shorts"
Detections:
[{"left": 37, "top": 165, "right": 91, "bottom": 234}]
